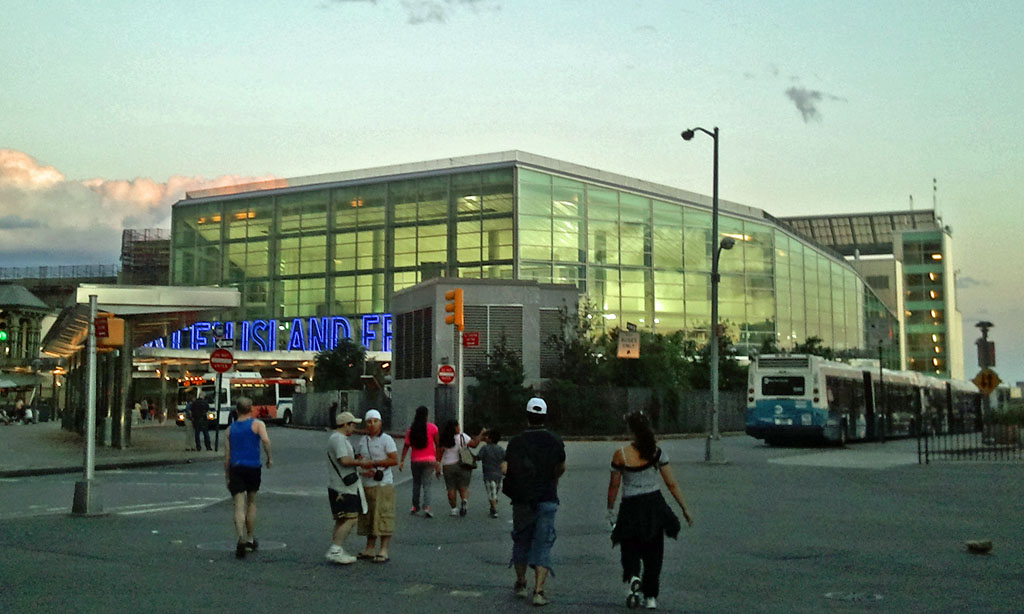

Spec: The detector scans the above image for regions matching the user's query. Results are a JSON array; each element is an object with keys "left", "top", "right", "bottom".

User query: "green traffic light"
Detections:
[{"left": 0, "top": 330, "right": 7, "bottom": 342}]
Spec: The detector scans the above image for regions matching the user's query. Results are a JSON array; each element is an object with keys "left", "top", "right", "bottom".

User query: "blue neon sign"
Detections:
[{"left": 145, "top": 313, "right": 393, "bottom": 354}]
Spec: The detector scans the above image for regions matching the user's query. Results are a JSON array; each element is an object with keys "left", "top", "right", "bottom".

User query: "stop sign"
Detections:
[
  {"left": 210, "top": 348, "right": 234, "bottom": 373},
  {"left": 437, "top": 364, "right": 456, "bottom": 385}
]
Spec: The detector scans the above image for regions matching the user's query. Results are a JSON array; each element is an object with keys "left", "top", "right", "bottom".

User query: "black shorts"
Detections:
[
  {"left": 228, "top": 465, "right": 262, "bottom": 495},
  {"left": 328, "top": 488, "right": 361, "bottom": 519}
]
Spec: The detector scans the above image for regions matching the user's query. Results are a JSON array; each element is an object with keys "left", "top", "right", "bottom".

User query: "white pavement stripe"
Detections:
[
  {"left": 117, "top": 502, "right": 213, "bottom": 515},
  {"left": 768, "top": 451, "right": 918, "bottom": 469}
]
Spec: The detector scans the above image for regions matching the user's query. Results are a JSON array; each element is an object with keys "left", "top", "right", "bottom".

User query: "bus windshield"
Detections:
[{"left": 762, "top": 376, "right": 805, "bottom": 396}]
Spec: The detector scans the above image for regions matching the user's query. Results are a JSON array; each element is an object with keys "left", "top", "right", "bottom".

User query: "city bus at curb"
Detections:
[
  {"left": 176, "top": 372, "right": 307, "bottom": 427},
  {"left": 745, "top": 354, "right": 981, "bottom": 445}
]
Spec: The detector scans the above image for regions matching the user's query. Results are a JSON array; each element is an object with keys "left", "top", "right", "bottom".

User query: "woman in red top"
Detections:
[{"left": 399, "top": 406, "right": 439, "bottom": 517}]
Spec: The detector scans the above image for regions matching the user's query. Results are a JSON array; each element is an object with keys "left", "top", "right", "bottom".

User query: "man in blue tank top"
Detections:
[{"left": 224, "top": 397, "right": 272, "bottom": 559}]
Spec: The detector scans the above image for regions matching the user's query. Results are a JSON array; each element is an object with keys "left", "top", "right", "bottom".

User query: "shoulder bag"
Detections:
[
  {"left": 458, "top": 433, "right": 477, "bottom": 469},
  {"left": 328, "top": 451, "right": 359, "bottom": 486}
]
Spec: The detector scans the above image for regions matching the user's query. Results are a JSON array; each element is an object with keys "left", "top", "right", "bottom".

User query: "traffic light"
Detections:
[
  {"left": 444, "top": 288, "right": 464, "bottom": 331},
  {"left": 0, "top": 314, "right": 7, "bottom": 343}
]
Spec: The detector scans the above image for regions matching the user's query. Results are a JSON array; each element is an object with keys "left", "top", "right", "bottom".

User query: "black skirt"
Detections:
[{"left": 611, "top": 490, "right": 681, "bottom": 547}]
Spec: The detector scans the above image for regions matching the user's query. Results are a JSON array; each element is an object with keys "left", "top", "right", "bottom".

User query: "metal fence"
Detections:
[
  {"left": 918, "top": 424, "right": 1023, "bottom": 463},
  {"left": 0, "top": 264, "right": 120, "bottom": 280}
]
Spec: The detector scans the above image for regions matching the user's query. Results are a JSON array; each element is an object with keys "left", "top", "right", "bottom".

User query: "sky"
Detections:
[{"left": 1, "top": 0, "right": 1022, "bottom": 384}]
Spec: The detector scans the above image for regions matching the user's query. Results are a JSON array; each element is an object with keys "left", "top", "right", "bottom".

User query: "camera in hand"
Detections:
[{"left": 373, "top": 469, "right": 384, "bottom": 481}]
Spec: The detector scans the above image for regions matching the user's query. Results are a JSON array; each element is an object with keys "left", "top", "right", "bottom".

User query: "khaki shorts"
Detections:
[
  {"left": 442, "top": 463, "right": 471, "bottom": 491},
  {"left": 358, "top": 484, "right": 395, "bottom": 536}
]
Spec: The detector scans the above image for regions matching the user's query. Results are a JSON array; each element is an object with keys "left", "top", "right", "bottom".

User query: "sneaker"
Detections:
[
  {"left": 423, "top": 508, "right": 433, "bottom": 518},
  {"left": 246, "top": 539, "right": 258, "bottom": 552},
  {"left": 235, "top": 542, "right": 247, "bottom": 559},
  {"left": 625, "top": 576, "right": 642, "bottom": 609},
  {"left": 644, "top": 596, "right": 657, "bottom": 609},
  {"left": 489, "top": 509, "right": 498, "bottom": 519},
  {"left": 459, "top": 500, "right": 467, "bottom": 516},
  {"left": 326, "top": 548, "right": 357, "bottom": 565},
  {"left": 449, "top": 507, "right": 459, "bottom": 516},
  {"left": 532, "top": 591, "right": 549, "bottom": 606},
  {"left": 409, "top": 506, "right": 419, "bottom": 515},
  {"left": 514, "top": 581, "right": 529, "bottom": 599}
]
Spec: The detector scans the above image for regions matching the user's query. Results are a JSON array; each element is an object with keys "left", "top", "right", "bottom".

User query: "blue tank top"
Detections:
[{"left": 229, "top": 418, "right": 262, "bottom": 468}]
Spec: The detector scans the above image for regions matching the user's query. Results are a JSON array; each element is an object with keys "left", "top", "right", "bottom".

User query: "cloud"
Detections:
[
  {"left": 326, "top": 0, "right": 499, "bottom": 24},
  {"left": 0, "top": 149, "right": 275, "bottom": 266},
  {"left": 784, "top": 86, "right": 846, "bottom": 123}
]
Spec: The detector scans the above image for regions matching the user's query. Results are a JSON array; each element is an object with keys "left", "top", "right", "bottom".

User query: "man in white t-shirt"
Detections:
[
  {"left": 355, "top": 409, "right": 398, "bottom": 563},
  {"left": 327, "top": 411, "right": 372, "bottom": 565}
]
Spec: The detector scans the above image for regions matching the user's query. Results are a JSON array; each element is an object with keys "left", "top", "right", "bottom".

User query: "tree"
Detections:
[
  {"left": 467, "top": 334, "right": 531, "bottom": 434},
  {"left": 313, "top": 339, "right": 367, "bottom": 391},
  {"left": 544, "top": 297, "right": 608, "bottom": 386},
  {"left": 793, "top": 336, "right": 835, "bottom": 360}
]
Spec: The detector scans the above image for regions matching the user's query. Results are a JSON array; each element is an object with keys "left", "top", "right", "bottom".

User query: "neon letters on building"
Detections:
[{"left": 144, "top": 314, "right": 392, "bottom": 353}]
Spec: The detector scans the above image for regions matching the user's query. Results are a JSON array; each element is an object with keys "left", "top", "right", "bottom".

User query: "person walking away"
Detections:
[
  {"left": 355, "top": 409, "right": 398, "bottom": 563},
  {"left": 327, "top": 411, "right": 372, "bottom": 565},
  {"left": 501, "top": 397, "right": 565, "bottom": 607},
  {"left": 326, "top": 401, "right": 339, "bottom": 430},
  {"left": 607, "top": 411, "right": 694, "bottom": 610},
  {"left": 224, "top": 397, "right": 272, "bottom": 559},
  {"left": 477, "top": 429, "right": 505, "bottom": 518},
  {"left": 437, "top": 419, "right": 486, "bottom": 517},
  {"left": 398, "top": 405, "right": 439, "bottom": 517},
  {"left": 190, "top": 392, "right": 212, "bottom": 451}
]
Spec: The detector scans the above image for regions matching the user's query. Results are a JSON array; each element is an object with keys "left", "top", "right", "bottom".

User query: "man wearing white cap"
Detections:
[
  {"left": 501, "top": 396, "right": 566, "bottom": 606},
  {"left": 355, "top": 409, "right": 398, "bottom": 563}
]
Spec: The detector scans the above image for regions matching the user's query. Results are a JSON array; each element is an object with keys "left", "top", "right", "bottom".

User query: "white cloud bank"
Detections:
[{"left": 0, "top": 149, "right": 273, "bottom": 266}]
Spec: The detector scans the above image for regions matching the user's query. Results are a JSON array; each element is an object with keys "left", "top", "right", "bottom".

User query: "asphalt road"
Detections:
[{"left": 0, "top": 428, "right": 1021, "bottom": 613}]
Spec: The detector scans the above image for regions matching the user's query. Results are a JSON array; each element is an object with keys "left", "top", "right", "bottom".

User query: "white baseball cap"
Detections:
[
  {"left": 364, "top": 409, "right": 382, "bottom": 421},
  {"left": 526, "top": 397, "right": 547, "bottom": 415}
]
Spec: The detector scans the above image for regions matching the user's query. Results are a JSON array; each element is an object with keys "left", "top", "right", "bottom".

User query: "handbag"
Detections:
[
  {"left": 328, "top": 451, "right": 360, "bottom": 486},
  {"left": 458, "top": 435, "right": 477, "bottom": 469}
]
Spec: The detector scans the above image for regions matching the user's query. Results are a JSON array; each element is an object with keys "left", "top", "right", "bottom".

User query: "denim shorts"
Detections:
[{"left": 511, "top": 501, "right": 558, "bottom": 572}]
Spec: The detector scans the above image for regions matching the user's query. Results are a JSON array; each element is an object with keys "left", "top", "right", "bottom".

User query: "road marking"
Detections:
[
  {"left": 768, "top": 450, "right": 918, "bottom": 469},
  {"left": 117, "top": 502, "right": 215, "bottom": 515},
  {"left": 449, "top": 590, "right": 483, "bottom": 598},
  {"left": 399, "top": 584, "right": 434, "bottom": 596}
]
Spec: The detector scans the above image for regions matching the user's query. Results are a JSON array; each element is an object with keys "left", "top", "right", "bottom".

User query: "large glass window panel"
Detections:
[
  {"left": 551, "top": 176, "right": 583, "bottom": 218},
  {"left": 300, "top": 234, "right": 327, "bottom": 275},
  {"left": 483, "top": 217, "right": 513, "bottom": 261},
  {"left": 589, "top": 220, "right": 618, "bottom": 265},
  {"left": 418, "top": 223, "right": 447, "bottom": 265},
  {"left": 225, "top": 198, "right": 273, "bottom": 241},
  {"left": 552, "top": 219, "right": 581, "bottom": 263},
  {"left": 393, "top": 270, "right": 420, "bottom": 293},
  {"left": 519, "top": 215, "right": 552, "bottom": 261},
  {"left": 520, "top": 262, "right": 553, "bottom": 284},
  {"left": 684, "top": 226, "right": 711, "bottom": 271},
  {"left": 587, "top": 186, "right": 618, "bottom": 221},
  {"left": 391, "top": 180, "right": 419, "bottom": 224},
  {"left": 457, "top": 220, "right": 482, "bottom": 263},
  {"left": 589, "top": 266, "right": 620, "bottom": 315},
  {"left": 393, "top": 227, "right": 417, "bottom": 268},
  {"left": 519, "top": 170, "right": 552, "bottom": 216},
  {"left": 173, "top": 249, "right": 195, "bottom": 285},
  {"left": 485, "top": 264, "right": 514, "bottom": 279},
  {"left": 358, "top": 229, "right": 384, "bottom": 270},
  {"left": 620, "top": 222, "right": 646, "bottom": 266},
  {"left": 654, "top": 271, "right": 684, "bottom": 316},
  {"left": 278, "top": 237, "right": 300, "bottom": 276},
  {"left": 279, "top": 190, "right": 327, "bottom": 234}
]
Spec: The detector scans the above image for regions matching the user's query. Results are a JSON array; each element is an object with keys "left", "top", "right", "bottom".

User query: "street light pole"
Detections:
[{"left": 682, "top": 126, "right": 729, "bottom": 463}]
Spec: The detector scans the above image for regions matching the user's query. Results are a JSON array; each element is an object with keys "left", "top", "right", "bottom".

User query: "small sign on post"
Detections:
[
  {"left": 972, "top": 368, "right": 1001, "bottom": 397},
  {"left": 94, "top": 317, "right": 109, "bottom": 338},
  {"left": 437, "top": 364, "right": 456, "bottom": 385},
  {"left": 617, "top": 331, "right": 641, "bottom": 359},
  {"left": 210, "top": 348, "right": 234, "bottom": 373},
  {"left": 463, "top": 332, "right": 480, "bottom": 348}
]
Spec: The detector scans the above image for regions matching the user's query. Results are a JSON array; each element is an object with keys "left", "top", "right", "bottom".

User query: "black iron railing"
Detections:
[{"left": 918, "top": 425, "right": 1023, "bottom": 463}]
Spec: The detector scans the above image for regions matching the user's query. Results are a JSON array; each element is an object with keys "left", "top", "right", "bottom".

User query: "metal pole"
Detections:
[
  {"left": 85, "top": 296, "right": 98, "bottom": 479},
  {"left": 214, "top": 371, "right": 222, "bottom": 452},
  {"left": 706, "top": 127, "right": 724, "bottom": 463},
  {"left": 73, "top": 294, "right": 103, "bottom": 515},
  {"left": 457, "top": 329, "right": 464, "bottom": 428}
]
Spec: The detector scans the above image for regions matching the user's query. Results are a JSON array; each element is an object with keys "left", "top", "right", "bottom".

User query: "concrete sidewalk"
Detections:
[{"left": 0, "top": 418, "right": 221, "bottom": 477}]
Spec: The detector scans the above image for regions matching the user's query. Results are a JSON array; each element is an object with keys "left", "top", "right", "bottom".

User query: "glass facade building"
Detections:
[{"left": 171, "top": 152, "right": 884, "bottom": 355}]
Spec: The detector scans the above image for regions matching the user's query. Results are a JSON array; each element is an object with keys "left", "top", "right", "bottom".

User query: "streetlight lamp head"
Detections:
[
  {"left": 681, "top": 129, "right": 695, "bottom": 141},
  {"left": 720, "top": 236, "right": 736, "bottom": 250}
]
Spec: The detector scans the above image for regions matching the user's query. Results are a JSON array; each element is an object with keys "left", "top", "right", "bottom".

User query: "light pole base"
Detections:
[
  {"left": 704, "top": 436, "right": 727, "bottom": 464},
  {"left": 72, "top": 479, "right": 105, "bottom": 516}
]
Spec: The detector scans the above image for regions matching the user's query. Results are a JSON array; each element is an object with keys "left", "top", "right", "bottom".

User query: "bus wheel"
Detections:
[{"left": 282, "top": 409, "right": 292, "bottom": 425}]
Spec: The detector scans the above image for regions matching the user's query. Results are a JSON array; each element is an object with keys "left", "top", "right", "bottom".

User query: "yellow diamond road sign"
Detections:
[{"left": 972, "top": 368, "right": 1001, "bottom": 397}]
